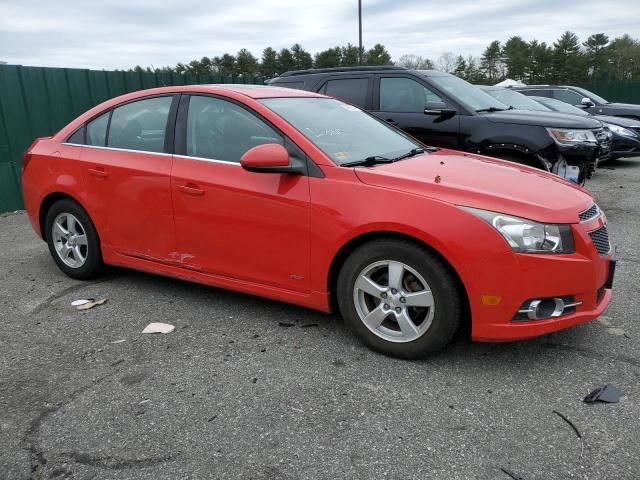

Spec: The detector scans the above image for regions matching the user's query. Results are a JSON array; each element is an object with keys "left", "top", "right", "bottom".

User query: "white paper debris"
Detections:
[
  {"left": 77, "top": 299, "right": 107, "bottom": 310},
  {"left": 71, "top": 299, "right": 94, "bottom": 306},
  {"left": 142, "top": 322, "right": 175, "bottom": 334}
]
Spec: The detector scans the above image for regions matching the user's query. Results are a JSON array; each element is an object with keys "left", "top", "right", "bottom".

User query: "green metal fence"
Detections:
[
  {"left": 0, "top": 64, "right": 264, "bottom": 213},
  {"left": 1, "top": 63, "right": 640, "bottom": 213},
  {"left": 580, "top": 81, "right": 640, "bottom": 104}
]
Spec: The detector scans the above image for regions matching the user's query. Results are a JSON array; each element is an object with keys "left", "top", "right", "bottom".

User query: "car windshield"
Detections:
[
  {"left": 572, "top": 86, "right": 609, "bottom": 104},
  {"left": 533, "top": 96, "right": 589, "bottom": 116},
  {"left": 484, "top": 88, "right": 550, "bottom": 112},
  {"left": 260, "top": 97, "right": 422, "bottom": 165},
  {"left": 421, "top": 73, "right": 509, "bottom": 112}
]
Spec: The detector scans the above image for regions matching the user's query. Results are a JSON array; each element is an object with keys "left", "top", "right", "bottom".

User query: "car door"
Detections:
[
  {"left": 79, "top": 95, "right": 177, "bottom": 261},
  {"left": 372, "top": 75, "right": 460, "bottom": 149},
  {"left": 170, "top": 94, "right": 311, "bottom": 292}
]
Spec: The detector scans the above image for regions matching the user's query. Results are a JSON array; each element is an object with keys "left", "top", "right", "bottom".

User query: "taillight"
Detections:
[{"left": 22, "top": 151, "right": 32, "bottom": 172}]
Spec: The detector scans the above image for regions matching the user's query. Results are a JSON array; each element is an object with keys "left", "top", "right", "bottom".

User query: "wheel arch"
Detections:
[
  {"left": 327, "top": 230, "right": 471, "bottom": 332},
  {"left": 39, "top": 192, "right": 95, "bottom": 242},
  {"left": 479, "top": 144, "right": 548, "bottom": 170}
]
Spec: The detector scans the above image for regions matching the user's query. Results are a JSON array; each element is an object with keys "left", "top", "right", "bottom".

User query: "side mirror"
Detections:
[
  {"left": 240, "top": 143, "right": 305, "bottom": 175},
  {"left": 578, "top": 97, "right": 594, "bottom": 108},
  {"left": 424, "top": 101, "right": 457, "bottom": 117}
]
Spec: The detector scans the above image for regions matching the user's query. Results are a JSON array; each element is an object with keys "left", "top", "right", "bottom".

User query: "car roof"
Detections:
[
  {"left": 192, "top": 84, "right": 325, "bottom": 99},
  {"left": 54, "top": 84, "right": 326, "bottom": 140}
]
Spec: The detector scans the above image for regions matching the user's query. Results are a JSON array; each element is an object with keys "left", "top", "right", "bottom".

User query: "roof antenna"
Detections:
[{"left": 150, "top": 64, "right": 167, "bottom": 87}]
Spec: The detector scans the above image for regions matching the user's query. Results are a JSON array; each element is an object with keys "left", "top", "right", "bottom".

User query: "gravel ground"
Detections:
[{"left": 1, "top": 159, "right": 639, "bottom": 480}]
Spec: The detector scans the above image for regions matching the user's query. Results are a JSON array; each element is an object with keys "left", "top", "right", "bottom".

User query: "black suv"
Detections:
[
  {"left": 268, "top": 67, "right": 605, "bottom": 182},
  {"left": 512, "top": 85, "right": 640, "bottom": 121}
]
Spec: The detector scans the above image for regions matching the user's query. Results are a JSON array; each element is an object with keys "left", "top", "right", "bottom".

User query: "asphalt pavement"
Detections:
[{"left": 1, "top": 159, "right": 639, "bottom": 480}]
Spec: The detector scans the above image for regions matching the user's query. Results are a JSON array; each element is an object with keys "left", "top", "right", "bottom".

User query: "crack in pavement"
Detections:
[
  {"left": 60, "top": 451, "right": 175, "bottom": 470},
  {"left": 21, "top": 371, "right": 119, "bottom": 480},
  {"left": 542, "top": 342, "right": 640, "bottom": 369}
]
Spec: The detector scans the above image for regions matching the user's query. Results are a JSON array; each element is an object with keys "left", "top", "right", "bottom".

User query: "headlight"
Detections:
[
  {"left": 461, "top": 207, "right": 575, "bottom": 254},
  {"left": 602, "top": 122, "right": 637, "bottom": 137},
  {"left": 547, "top": 128, "right": 597, "bottom": 145}
]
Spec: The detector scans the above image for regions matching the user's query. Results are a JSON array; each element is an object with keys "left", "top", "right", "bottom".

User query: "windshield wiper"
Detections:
[
  {"left": 341, "top": 155, "right": 394, "bottom": 167},
  {"left": 390, "top": 147, "right": 426, "bottom": 162},
  {"left": 342, "top": 148, "right": 429, "bottom": 167},
  {"left": 475, "top": 107, "right": 507, "bottom": 113}
]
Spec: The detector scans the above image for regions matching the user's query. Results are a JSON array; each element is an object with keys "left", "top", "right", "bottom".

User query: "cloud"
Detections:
[{"left": 0, "top": 0, "right": 638, "bottom": 69}]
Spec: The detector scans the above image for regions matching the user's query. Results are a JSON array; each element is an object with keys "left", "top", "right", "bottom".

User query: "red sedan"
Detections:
[{"left": 22, "top": 85, "right": 614, "bottom": 358}]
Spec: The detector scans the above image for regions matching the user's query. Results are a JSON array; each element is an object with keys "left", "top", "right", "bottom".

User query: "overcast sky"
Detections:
[{"left": 0, "top": 0, "right": 638, "bottom": 70}]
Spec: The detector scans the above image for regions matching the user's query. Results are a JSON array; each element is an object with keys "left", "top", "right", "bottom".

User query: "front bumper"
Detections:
[
  {"left": 461, "top": 213, "right": 613, "bottom": 342},
  {"left": 608, "top": 133, "right": 640, "bottom": 160},
  {"left": 557, "top": 143, "right": 599, "bottom": 166}
]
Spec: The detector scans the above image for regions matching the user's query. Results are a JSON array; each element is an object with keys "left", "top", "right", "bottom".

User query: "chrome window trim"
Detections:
[
  {"left": 173, "top": 154, "right": 241, "bottom": 166},
  {"left": 62, "top": 143, "right": 245, "bottom": 165},
  {"left": 61, "top": 143, "right": 172, "bottom": 157}
]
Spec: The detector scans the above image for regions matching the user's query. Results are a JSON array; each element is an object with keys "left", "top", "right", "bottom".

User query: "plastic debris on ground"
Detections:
[
  {"left": 71, "top": 298, "right": 94, "bottom": 306},
  {"left": 552, "top": 410, "right": 583, "bottom": 458},
  {"left": 77, "top": 299, "right": 107, "bottom": 310},
  {"left": 142, "top": 322, "right": 175, "bottom": 334},
  {"left": 584, "top": 384, "right": 622, "bottom": 404}
]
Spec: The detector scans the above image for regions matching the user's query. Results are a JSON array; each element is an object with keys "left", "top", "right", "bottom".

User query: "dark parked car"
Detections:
[
  {"left": 512, "top": 85, "right": 640, "bottom": 121},
  {"left": 268, "top": 67, "right": 605, "bottom": 183},
  {"left": 528, "top": 96, "right": 640, "bottom": 161},
  {"left": 479, "top": 85, "right": 613, "bottom": 169}
]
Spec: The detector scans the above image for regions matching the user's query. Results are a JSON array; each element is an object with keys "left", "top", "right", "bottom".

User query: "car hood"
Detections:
[
  {"left": 604, "top": 103, "right": 640, "bottom": 112},
  {"left": 593, "top": 114, "right": 640, "bottom": 128},
  {"left": 484, "top": 110, "right": 602, "bottom": 129},
  {"left": 354, "top": 150, "right": 593, "bottom": 224}
]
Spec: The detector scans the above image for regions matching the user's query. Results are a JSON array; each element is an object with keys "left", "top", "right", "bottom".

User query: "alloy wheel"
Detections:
[
  {"left": 52, "top": 212, "right": 89, "bottom": 268},
  {"left": 353, "top": 260, "right": 435, "bottom": 343}
]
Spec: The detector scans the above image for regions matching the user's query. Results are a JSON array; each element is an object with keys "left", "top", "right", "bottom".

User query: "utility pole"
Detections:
[{"left": 358, "top": 0, "right": 363, "bottom": 64}]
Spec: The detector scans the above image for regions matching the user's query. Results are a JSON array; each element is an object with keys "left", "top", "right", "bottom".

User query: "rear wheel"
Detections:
[
  {"left": 337, "top": 239, "right": 462, "bottom": 359},
  {"left": 45, "top": 199, "right": 103, "bottom": 279}
]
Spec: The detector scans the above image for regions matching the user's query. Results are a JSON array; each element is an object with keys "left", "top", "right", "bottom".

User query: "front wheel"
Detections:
[
  {"left": 45, "top": 198, "right": 104, "bottom": 280},
  {"left": 337, "top": 239, "right": 462, "bottom": 359}
]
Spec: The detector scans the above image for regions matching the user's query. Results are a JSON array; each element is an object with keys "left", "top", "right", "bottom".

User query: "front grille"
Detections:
[
  {"left": 579, "top": 204, "right": 599, "bottom": 222},
  {"left": 589, "top": 226, "right": 611, "bottom": 255}
]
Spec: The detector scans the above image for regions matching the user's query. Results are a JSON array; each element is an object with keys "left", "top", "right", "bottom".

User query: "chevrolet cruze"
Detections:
[{"left": 22, "top": 85, "right": 614, "bottom": 358}]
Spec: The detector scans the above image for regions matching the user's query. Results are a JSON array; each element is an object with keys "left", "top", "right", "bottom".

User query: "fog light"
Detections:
[{"left": 513, "top": 296, "right": 582, "bottom": 322}]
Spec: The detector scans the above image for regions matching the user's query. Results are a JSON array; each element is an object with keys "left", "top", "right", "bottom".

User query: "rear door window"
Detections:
[
  {"left": 519, "top": 89, "right": 552, "bottom": 98},
  {"left": 320, "top": 78, "right": 369, "bottom": 108},
  {"left": 107, "top": 96, "right": 173, "bottom": 153}
]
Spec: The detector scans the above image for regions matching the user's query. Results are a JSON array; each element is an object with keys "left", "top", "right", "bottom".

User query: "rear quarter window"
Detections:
[{"left": 320, "top": 78, "right": 369, "bottom": 108}]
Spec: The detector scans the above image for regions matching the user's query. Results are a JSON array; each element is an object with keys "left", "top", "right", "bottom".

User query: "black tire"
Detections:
[
  {"left": 337, "top": 239, "right": 462, "bottom": 359},
  {"left": 45, "top": 198, "right": 104, "bottom": 280}
]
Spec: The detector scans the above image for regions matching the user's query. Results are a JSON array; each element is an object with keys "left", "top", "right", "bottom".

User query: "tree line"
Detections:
[
  {"left": 134, "top": 43, "right": 391, "bottom": 77},
  {"left": 131, "top": 31, "right": 640, "bottom": 84}
]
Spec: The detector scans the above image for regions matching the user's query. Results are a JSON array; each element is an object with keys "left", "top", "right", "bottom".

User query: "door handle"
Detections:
[
  {"left": 385, "top": 118, "right": 399, "bottom": 126},
  {"left": 177, "top": 183, "right": 205, "bottom": 196},
  {"left": 88, "top": 167, "right": 108, "bottom": 178}
]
